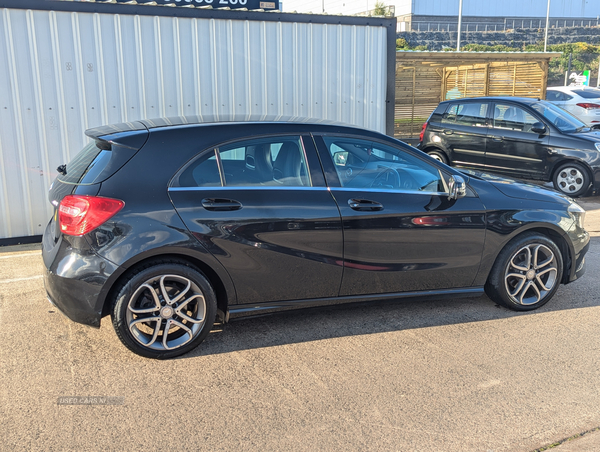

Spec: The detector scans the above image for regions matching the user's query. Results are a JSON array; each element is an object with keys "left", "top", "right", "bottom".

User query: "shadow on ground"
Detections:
[{"left": 164, "top": 235, "right": 600, "bottom": 359}]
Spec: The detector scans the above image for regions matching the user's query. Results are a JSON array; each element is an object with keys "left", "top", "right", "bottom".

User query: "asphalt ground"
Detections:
[{"left": 1, "top": 196, "right": 599, "bottom": 451}]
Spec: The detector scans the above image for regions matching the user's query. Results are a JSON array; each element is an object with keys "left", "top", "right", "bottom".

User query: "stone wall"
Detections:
[{"left": 398, "top": 26, "right": 600, "bottom": 51}]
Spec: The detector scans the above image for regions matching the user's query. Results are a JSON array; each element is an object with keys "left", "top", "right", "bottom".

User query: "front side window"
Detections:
[
  {"left": 323, "top": 137, "right": 444, "bottom": 193},
  {"left": 531, "top": 101, "right": 586, "bottom": 132},
  {"left": 492, "top": 104, "right": 540, "bottom": 133},
  {"left": 442, "top": 102, "right": 488, "bottom": 127},
  {"left": 176, "top": 136, "right": 311, "bottom": 188}
]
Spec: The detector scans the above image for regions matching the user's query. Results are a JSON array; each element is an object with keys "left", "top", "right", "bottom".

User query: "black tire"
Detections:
[
  {"left": 111, "top": 261, "right": 217, "bottom": 359},
  {"left": 426, "top": 149, "right": 448, "bottom": 165},
  {"left": 552, "top": 162, "right": 590, "bottom": 197},
  {"left": 485, "top": 233, "right": 563, "bottom": 311}
]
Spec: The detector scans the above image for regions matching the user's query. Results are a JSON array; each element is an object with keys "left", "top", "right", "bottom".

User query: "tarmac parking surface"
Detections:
[{"left": 1, "top": 196, "right": 600, "bottom": 451}]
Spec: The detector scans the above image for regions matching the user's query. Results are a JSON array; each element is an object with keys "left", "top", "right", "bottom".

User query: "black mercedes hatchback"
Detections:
[
  {"left": 419, "top": 97, "right": 600, "bottom": 197},
  {"left": 43, "top": 118, "right": 589, "bottom": 359}
]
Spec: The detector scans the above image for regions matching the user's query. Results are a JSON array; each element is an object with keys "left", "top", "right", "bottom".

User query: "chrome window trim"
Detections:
[
  {"left": 168, "top": 186, "right": 449, "bottom": 196},
  {"left": 168, "top": 186, "right": 329, "bottom": 192},
  {"left": 329, "top": 187, "right": 449, "bottom": 196}
]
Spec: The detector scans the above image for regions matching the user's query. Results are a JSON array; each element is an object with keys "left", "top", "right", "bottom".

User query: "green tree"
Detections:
[
  {"left": 373, "top": 1, "right": 392, "bottom": 17},
  {"left": 452, "top": 42, "right": 600, "bottom": 85}
]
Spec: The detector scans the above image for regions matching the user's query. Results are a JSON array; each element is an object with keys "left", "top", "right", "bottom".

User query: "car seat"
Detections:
[{"left": 273, "top": 142, "right": 306, "bottom": 186}]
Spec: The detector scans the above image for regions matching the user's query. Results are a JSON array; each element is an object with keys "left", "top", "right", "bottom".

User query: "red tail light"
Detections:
[
  {"left": 419, "top": 122, "right": 428, "bottom": 142},
  {"left": 58, "top": 195, "right": 124, "bottom": 236},
  {"left": 576, "top": 103, "right": 600, "bottom": 109}
]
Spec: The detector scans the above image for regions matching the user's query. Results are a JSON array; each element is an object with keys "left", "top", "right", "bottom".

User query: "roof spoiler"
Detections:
[{"left": 85, "top": 121, "right": 149, "bottom": 150}]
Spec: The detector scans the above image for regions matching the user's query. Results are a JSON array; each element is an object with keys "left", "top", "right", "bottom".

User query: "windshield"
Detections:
[{"left": 531, "top": 101, "right": 587, "bottom": 132}]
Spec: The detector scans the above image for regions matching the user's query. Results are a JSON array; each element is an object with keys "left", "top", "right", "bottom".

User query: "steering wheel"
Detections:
[{"left": 371, "top": 167, "right": 401, "bottom": 189}]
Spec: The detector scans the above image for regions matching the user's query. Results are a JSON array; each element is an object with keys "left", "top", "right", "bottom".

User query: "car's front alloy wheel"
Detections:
[
  {"left": 111, "top": 261, "right": 217, "bottom": 359},
  {"left": 485, "top": 233, "right": 563, "bottom": 311}
]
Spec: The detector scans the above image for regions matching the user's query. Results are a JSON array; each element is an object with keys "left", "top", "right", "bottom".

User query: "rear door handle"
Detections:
[
  {"left": 348, "top": 199, "right": 384, "bottom": 212},
  {"left": 201, "top": 198, "right": 242, "bottom": 211},
  {"left": 443, "top": 129, "right": 454, "bottom": 135},
  {"left": 490, "top": 136, "right": 503, "bottom": 142}
]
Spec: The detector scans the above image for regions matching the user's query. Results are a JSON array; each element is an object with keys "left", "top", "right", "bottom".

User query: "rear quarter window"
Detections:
[{"left": 58, "top": 140, "right": 137, "bottom": 185}]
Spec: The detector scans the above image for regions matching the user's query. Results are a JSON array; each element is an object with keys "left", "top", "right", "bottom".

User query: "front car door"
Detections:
[
  {"left": 485, "top": 102, "right": 549, "bottom": 179},
  {"left": 169, "top": 134, "right": 344, "bottom": 305},
  {"left": 314, "top": 134, "right": 487, "bottom": 296}
]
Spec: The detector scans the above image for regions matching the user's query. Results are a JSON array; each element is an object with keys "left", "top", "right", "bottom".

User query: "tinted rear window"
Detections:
[
  {"left": 572, "top": 89, "right": 600, "bottom": 99},
  {"left": 57, "top": 140, "right": 138, "bottom": 185},
  {"left": 58, "top": 141, "right": 107, "bottom": 184}
]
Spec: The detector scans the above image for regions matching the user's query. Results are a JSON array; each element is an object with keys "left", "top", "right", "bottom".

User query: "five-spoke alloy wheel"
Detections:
[
  {"left": 485, "top": 233, "right": 563, "bottom": 311},
  {"left": 112, "top": 261, "right": 217, "bottom": 359}
]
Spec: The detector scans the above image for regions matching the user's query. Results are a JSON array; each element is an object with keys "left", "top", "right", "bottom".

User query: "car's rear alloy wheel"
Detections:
[
  {"left": 553, "top": 162, "right": 590, "bottom": 197},
  {"left": 112, "top": 262, "right": 217, "bottom": 359},
  {"left": 485, "top": 233, "right": 563, "bottom": 311}
]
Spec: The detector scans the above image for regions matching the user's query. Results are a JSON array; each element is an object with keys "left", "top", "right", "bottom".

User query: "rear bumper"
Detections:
[{"left": 42, "top": 225, "right": 120, "bottom": 327}]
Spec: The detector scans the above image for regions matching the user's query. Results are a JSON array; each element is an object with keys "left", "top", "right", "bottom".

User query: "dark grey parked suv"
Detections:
[{"left": 419, "top": 96, "right": 600, "bottom": 197}]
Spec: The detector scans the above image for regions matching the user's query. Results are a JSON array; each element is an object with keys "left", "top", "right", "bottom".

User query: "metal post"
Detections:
[
  {"left": 457, "top": 0, "right": 463, "bottom": 51},
  {"left": 544, "top": 0, "right": 550, "bottom": 52}
]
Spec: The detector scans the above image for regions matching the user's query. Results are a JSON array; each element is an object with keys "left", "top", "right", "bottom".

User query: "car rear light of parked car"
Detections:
[
  {"left": 59, "top": 195, "right": 124, "bottom": 236},
  {"left": 419, "top": 122, "right": 427, "bottom": 142},
  {"left": 576, "top": 103, "right": 600, "bottom": 109}
]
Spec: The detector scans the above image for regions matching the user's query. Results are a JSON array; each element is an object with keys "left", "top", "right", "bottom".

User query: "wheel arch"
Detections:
[
  {"left": 550, "top": 158, "right": 594, "bottom": 191},
  {"left": 421, "top": 145, "right": 448, "bottom": 156},
  {"left": 484, "top": 226, "right": 573, "bottom": 286},
  {"left": 100, "top": 252, "right": 233, "bottom": 323}
]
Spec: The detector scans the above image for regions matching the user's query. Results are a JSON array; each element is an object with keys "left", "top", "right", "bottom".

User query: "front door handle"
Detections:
[
  {"left": 201, "top": 198, "right": 242, "bottom": 211},
  {"left": 490, "top": 136, "right": 503, "bottom": 142},
  {"left": 348, "top": 199, "right": 384, "bottom": 212}
]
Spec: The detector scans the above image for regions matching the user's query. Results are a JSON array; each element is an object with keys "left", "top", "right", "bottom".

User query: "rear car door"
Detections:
[
  {"left": 314, "top": 134, "right": 487, "bottom": 296},
  {"left": 168, "top": 135, "right": 343, "bottom": 305},
  {"left": 485, "top": 102, "right": 549, "bottom": 179},
  {"left": 433, "top": 100, "right": 490, "bottom": 169}
]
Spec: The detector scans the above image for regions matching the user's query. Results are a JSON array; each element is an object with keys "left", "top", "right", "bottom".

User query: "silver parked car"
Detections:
[{"left": 546, "top": 86, "right": 600, "bottom": 127}]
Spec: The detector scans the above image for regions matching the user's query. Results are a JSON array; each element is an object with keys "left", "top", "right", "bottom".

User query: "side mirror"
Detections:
[
  {"left": 333, "top": 151, "right": 347, "bottom": 166},
  {"left": 448, "top": 175, "right": 466, "bottom": 200},
  {"left": 531, "top": 122, "right": 547, "bottom": 134}
]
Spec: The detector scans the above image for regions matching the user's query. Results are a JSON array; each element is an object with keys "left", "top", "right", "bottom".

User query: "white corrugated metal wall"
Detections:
[{"left": 0, "top": 7, "right": 388, "bottom": 240}]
